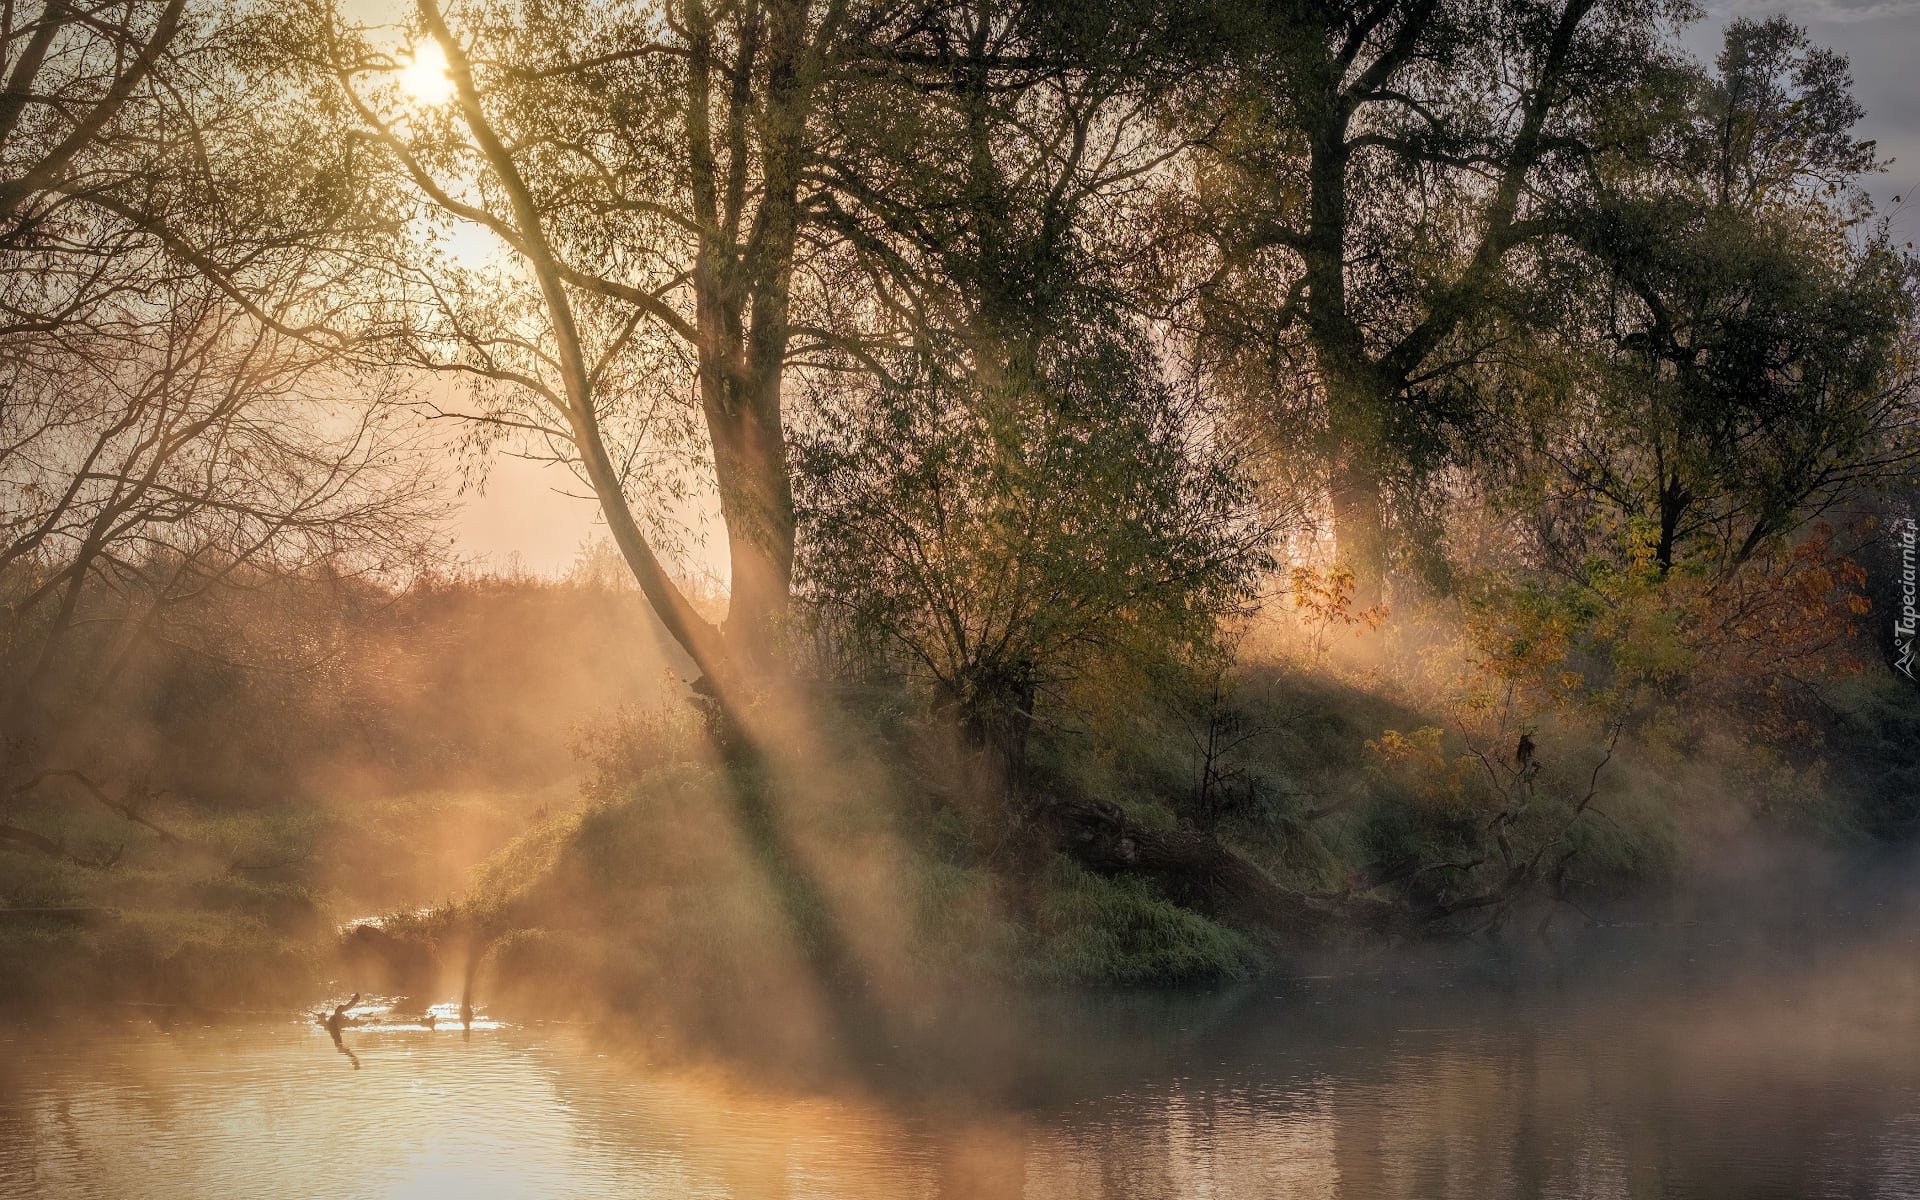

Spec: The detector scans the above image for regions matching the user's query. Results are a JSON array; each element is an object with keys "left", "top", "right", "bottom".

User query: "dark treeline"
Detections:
[{"left": 1, "top": 0, "right": 1917, "bottom": 1005}]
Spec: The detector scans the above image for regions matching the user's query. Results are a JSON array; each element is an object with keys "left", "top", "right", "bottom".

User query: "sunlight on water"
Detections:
[
  {"left": 7, "top": 928, "right": 1920, "bottom": 1199},
  {"left": 3, "top": 1022, "right": 838, "bottom": 1199}
]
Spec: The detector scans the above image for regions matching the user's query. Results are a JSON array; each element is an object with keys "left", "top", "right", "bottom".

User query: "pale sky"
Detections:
[
  {"left": 1690, "top": 0, "right": 1920, "bottom": 221},
  {"left": 439, "top": 421, "right": 725, "bottom": 581},
  {"left": 447, "top": 453, "right": 607, "bottom": 577},
  {"left": 442, "top": 0, "right": 1920, "bottom": 581}
]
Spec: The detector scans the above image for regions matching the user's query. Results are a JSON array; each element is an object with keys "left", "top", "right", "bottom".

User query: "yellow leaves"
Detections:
[
  {"left": 1367, "top": 726, "right": 1446, "bottom": 771},
  {"left": 1623, "top": 516, "right": 1664, "bottom": 575},
  {"left": 1289, "top": 563, "right": 1388, "bottom": 632},
  {"left": 1759, "top": 524, "right": 1874, "bottom": 658},
  {"left": 1460, "top": 585, "right": 1580, "bottom": 698},
  {"left": 1286, "top": 561, "right": 1390, "bottom": 664},
  {"left": 1465, "top": 520, "right": 1879, "bottom": 753},
  {"left": 1522, "top": 520, "right": 1868, "bottom": 716},
  {"left": 1367, "top": 726, "right": 1479, "bottom": 812}
]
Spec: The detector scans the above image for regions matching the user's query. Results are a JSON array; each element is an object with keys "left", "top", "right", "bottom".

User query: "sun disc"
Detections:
[{"left": 399, "top": 42, "right": 454, "bottom": 106}]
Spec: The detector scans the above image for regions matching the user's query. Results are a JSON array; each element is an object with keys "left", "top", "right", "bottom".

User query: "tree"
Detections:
[
  {"left": 0, "top": 0, "right": 187, "bottom": 225},
  {"left": 300, "top": 0, "right": 894, "bottom": 681},
  {"left": 1488, "top": 17, "right": 1919, "bottom": 582},
  {"left": 1165, "top": 0, "right": 1686, "bottom": 597},
  {"left": 0, "top": 0, "right": 437, "bottom": 856},
  {"left": 797, "top": 316, "right": 1268, "bottom": 774},
  {"left": 0, "top": 290, "right": 435, "bottom": 750},
  {"left": 788, "top": 1, "right": 1273, "bottom": 766}
]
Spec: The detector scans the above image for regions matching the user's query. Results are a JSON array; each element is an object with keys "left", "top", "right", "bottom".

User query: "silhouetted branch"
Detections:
[{"left": 12, "top": 768, "right": 186, "bottom": 845}]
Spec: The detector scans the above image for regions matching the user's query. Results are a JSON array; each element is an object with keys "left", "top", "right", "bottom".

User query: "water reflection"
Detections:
[
  {"left": 319, "top": 993, "right": 361, "bottom": 1068},
  {"left": 5, "top": 923, "right": 1920, "bottom": 1198}
]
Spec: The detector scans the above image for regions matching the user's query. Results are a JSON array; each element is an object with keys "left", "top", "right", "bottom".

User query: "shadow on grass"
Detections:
[{"left": 707, "top": 713, "right": 899, "bottom": 1072}]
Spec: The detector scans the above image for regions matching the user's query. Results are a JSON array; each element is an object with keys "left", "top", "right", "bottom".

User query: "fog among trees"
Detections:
[{"left": 2, "top": 0, "right": 1917, "bottom": 1016}]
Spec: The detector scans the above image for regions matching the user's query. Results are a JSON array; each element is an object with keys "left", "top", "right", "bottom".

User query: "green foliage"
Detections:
[
  {"left": 1482, "top": 16, "right": 1918, "bottom": 581},
  {"left": 1458, "top": 517, "right": 1879, "bottom": 751},
  {"left": 7, "top": 0, "right": 1920, "bottom": 1015},
  {"left": 797, "top": 321, "right": 1270, "bottom": 753},
  {"left": 1022, "top": 856, "right": 1258, "bottom": 986},
  {"left": 458, "top": 695, "right": 1274, "bottom": 1000}
]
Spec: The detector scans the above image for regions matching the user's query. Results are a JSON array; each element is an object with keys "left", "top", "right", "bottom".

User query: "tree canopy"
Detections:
[{"left": 1, "top": 0, "right": 1915, "bottom": 941}]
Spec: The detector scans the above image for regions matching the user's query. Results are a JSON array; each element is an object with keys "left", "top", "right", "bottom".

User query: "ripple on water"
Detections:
[{"left": 8, "top": 930, "right": 1920, "bottom": 1199}]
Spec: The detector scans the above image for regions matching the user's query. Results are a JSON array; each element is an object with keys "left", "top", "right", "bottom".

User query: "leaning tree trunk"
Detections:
[{"left": 422, "top": 0, "right": 731, "bottom": 686}]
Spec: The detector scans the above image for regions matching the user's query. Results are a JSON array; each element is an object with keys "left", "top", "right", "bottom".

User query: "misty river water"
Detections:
[{"left": 7, "top": 886, "right": 1920, "bottom": 1200}]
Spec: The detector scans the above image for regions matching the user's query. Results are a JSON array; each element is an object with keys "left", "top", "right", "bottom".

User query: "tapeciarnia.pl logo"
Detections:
[{"left": 1898, "top": 518, "right": 1917, "bottom": 679}]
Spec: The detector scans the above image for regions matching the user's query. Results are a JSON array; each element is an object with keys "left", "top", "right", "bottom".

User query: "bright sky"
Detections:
[
  {"left": 448, "top": 453, "right": 606, "bottom": 577},
  {"left": 437, "top": 0, "right": 1920, "bottom": 581},
  {"left": 427, "top": 380, "right": 724, "bottom": 581}
]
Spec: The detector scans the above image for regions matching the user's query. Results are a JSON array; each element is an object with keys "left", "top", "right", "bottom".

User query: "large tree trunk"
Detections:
[
  {"left": 685, "top": 0, "right": 815, "bottom": 674},
  {"left": 1300, "top": 108, "right": 1393, "bottom": 609},
  {"left": 1329, "top": 454, "right": 1388, "bottom": 608},
  {"left": 709, "top": 394, "right": 796, "bottom": 669},
  {"left": 694, "top": 254, "right": 799, "bottom": 675}
]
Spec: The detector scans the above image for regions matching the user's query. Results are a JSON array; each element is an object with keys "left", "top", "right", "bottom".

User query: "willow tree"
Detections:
[
  {"left": 301, "top": 0, "right": 878, "bottom": 681},
  {"left": 0, "top": 0, "right": 435, "bottom": 855}
]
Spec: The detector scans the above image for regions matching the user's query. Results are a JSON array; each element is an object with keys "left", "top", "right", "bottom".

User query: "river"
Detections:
[{"left": 5, "top": 898, "right": 1920, "bottom": 1198}]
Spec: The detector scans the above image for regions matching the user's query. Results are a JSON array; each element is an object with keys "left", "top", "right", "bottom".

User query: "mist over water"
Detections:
[
  {"left": 8, "top": 866, "right": 1920, "bottom": 1200},
  {"left": 4, "top": 0, "right": 1919, "bottom": 1193}
]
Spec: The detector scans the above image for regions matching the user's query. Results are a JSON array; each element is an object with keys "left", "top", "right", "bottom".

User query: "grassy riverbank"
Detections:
[
  {"left": 4, "top": 571, "right": 1917, "bottom": 1013},
  {"left": 0, "top": 784, "right": 562, "bottom": 1008},
  {"left": 321, "top": 657, "right": 1920, "bottom": 1031}
]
